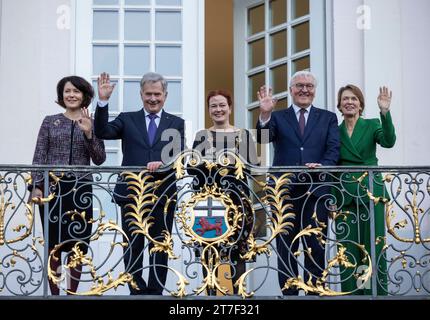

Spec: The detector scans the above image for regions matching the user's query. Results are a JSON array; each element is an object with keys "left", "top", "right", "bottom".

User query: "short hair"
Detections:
[
  {"left": 289, "top": 70, "right": 318, "bottom": 88},
  {"left": 56, "top": 76, "right": 94, "bottom": 109},
  {"left": 140, "top": 72, "right": 168, "bottom": 93},
  {"left": 337, "top": 84, "right": 365, "bottom": 115},
  {"left": 206, "top": 90, "right": 233, "bottom": 108}
]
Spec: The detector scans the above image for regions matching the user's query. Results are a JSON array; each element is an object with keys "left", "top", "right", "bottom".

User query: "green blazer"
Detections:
[{"left": 335, "top": 112, "right": 396, "bottom": 206}]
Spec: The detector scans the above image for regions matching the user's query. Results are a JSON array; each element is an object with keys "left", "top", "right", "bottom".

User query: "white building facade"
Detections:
[{"left": 0, "top": 0, "right": 429, "bottom": 296}]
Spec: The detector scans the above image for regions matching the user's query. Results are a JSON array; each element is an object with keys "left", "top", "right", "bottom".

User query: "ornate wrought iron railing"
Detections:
[{"left": 0, "top": 159, "right": 429, "bottom": 298}]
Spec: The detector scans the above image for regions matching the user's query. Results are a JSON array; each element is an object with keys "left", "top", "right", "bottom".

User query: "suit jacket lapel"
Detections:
[
  {"left": 302, "top": 106, "right": 320, "bottom": 142},
  {"left": 152, "top": 110, "right": 173, "bottom": 145},
  {"left": 137, "top": 109, "right": 151, "bottom": 147},
  {"left": 339, "top": 120, "right": 362, "bottom": 160},
  {"left": 284, "top": 107, "right": 302, "bottom": 141},
  {"left": 350, "top": 117, "right": 368, "bottom": 146}
]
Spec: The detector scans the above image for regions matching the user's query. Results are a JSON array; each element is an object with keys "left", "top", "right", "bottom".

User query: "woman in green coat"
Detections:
[{"left": 335, "top": 84, "right": 396, "bottom": 295}]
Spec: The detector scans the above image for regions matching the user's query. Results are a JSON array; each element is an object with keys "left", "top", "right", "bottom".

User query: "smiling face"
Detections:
[
  {"left": 140, "top": 81, "right": 167, "bottom": 114},
  {"left": 63, "top": 81, "right": 84, "bottom": 110},
  {"left": 289, "top": 74, "right": 316, "bottom": 108},
  {"left": 339, "top": 89, "right": 362, "bottom": 118},
  {"left": 208, "top": 95, "right": 231, "bottom": 126}
]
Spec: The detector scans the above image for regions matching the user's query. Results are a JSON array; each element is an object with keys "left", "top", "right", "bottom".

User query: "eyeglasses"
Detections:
[{"left": 292, "top": 83, "right": 315, "bottom": 90}]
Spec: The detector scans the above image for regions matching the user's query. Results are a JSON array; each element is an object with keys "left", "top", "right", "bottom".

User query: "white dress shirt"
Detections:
[
  {"left": 97, "top": 100, "right": 162, "bottom": 130},
  {"left": 259, "top": 104, "right": 313, "bottom": 126}
]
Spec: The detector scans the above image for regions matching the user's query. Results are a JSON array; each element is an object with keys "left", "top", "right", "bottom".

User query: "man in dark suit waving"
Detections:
[
  {"left": 256, "top": 71, "right": 340, "bottom": 295},
  {"left": 94, "top": 72, "right": 185, "bottom": 295}
]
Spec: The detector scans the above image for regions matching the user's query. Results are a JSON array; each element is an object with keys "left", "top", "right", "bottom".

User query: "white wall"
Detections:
[
  {"left": 397, "top": 0, "right": 430, "bottom": 165},
  {"left": 0, "top": 0, "right": 71, "bottom": 164},
  {"left": 332, "top": 0, "right": 430, "bottom": 166},
  {"left": 331, "top": 0, "right": 365, "bottom": 102},
  {"left": 363, "top": 0, "right": 403, "bottom": 165}
]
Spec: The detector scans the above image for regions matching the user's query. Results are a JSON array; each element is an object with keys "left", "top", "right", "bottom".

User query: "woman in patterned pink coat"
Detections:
[{"left": 30, "top": 76, "right": 105, "bottom": 295}]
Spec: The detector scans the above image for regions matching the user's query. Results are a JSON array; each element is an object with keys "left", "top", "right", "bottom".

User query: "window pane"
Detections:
[
  {"left": 270, "top": 64, "right": 287, "bottom": 95},
  {"left": 124, "top": 11, "right": 150, "bottom": 41},
  {"left": 292, "top": 55, "right": 310, "bottom": 73},
  {"left": 93, "top": 45, "right": 119, "bottom": 75},
  {"left": 124, "top": 46, "right": 150, "bottom": 76},
  {"left": 248, "top": 4, "right": 264, "bottom": 36},
  {"left": 123, "top": 81, "right": 142, "bottom": 112},
  {"left": 92, "top": 80, "right": 119, "bottom": 112},
  {"left": 248, "top": 72, "right": 265, "bottom": 103},
  {"left": 164, "top": 81, "right": 182, "bottom": 113},
  {"left": 156, "top": 0, "right": 181, "bottom": 5},
  {"left": 93, "top": 11, "right": 119, "bottom": 40},
  {"left": 292, "top": 0, "right": 309, "bottom": 19},
  {"left": 125, "top": 0, "right": 150, "bottom": 5},
  {"left": 155, "top": 11, "right": 182, "bottom": 41},
  {"left": 248, "top": 38, "right": 265, "bottom": 69},
  {"left": 270, "top": 0, "right": 286, "bottom": 27},
  {"left": 155, "top": 46, "right": 182, "bottom": 76},
  {"left": 292, "top": 21, "right": 309, "bottom": 53},
  {"left": 275, "top": 97, "right": 288, "bottom": 110},
  {"left": 270, "top": 29, "right": 287, "bottom": 61},
  {"left": 94, "top": 0, "right": 118, "bottom": 5}
]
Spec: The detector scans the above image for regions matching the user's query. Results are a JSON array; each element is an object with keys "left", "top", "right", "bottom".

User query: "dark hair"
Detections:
[
  {"left": 337, "top": 84, "right": 365, "bottom": 115},
  {"left": 56, "top": 76, "right": 94, "bottom": 109},
  {"left": 206, "top": 90, "right": 233, "bottom": 108}
]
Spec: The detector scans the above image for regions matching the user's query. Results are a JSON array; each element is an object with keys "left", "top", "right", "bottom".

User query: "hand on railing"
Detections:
[
  {"left": 147, "top": 161, "right": 163, "bottom": 173},
  {"left": 28, "top": 187, "right": 43, "bottom": 204}
]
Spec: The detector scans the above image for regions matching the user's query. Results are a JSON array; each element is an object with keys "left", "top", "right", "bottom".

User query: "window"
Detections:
[{"left": 234, "top": 0, "right": 326, "bottom": 165}]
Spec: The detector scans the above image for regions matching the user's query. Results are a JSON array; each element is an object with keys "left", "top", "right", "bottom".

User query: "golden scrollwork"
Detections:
[
  {"left": 241, "top": 173, "right": 295, "bottom": 262},
  {"left": 352, "top": 171, "right": 429, "bottom": 243},
  {"left": 176, "top": 184, "right": 244, "bottom": 295},
  {"left": 385, "top": 184, "right": 429, "bottom": 243},
  {"left": 0, "top": 175, "right": 38, "bottom": 246},
  {"left": 173, "top": 149, "right": 247, "bottom": 181},
  {"left": 283, "top": 226, "right": 373, "bottom": 296},
  {"left": 122, "top": 170, "right": 177, "bottom": 259},
  {"left": 48, "top": 220, "right": 136, "bottom": 295},
  {"left": 233, "top": 173, "right": 297, "bottom": 297}
]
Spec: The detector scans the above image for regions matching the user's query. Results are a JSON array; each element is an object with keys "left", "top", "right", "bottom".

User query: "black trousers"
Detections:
[
  {"left": 39, "top": 178, "right": 93, "bottom": 253},
  {"left": 120, "top": 201, "right": 174, "bottom": 295},
  {"left": 275, "top": 188, "right": 329, "bottom": 295}
]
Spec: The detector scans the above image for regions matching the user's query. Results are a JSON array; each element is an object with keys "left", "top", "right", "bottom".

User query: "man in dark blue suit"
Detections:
[
  {"left": 256, "top": 71, "right": 340, "bottom": 295},
  {"left": 94, "top": 72, "right": 185, "bottom": 295}
]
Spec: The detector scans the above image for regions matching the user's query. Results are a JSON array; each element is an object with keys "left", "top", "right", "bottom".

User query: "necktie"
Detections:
[
  {"left": 299, "top": 109, "right": 306, "bottom": 136},
  {"left": 147, "top": 113, "right": 158, "bottom": 145}
]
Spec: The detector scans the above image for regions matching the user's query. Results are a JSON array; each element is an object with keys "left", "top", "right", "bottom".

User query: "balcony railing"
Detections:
[{"left": 0, "top": 158, "right": 429, "bottom": 298}]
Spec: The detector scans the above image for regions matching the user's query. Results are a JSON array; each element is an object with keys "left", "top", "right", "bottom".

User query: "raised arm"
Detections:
[
  {"left": 98, "top": 72, "right": 116, "bottom": 102},
  {"left": 375, "top": 86, "right": 396, "bottom": 148},
  {"left": 78, "top": 108, "right": 106, "bottom": 165},
  {"left": 377, "top": 86, "right": 392, "bottom": 116},
  {"left": 255, "top": 86, "right": 278, "bottom": 144},
  {"left": 257, "top": 85, "right": 277, "bottom": 123},
  {"left": 94, "top": 72, "right": 123, "bottom": 139}
]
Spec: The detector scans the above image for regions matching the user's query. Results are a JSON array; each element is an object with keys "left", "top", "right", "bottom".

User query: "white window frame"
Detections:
[
  {"left": 234, "top": 0, "right": 328, "bottom": 166},
  {"left": 73, "top": 0, "right": 204, "bottom": 158}
]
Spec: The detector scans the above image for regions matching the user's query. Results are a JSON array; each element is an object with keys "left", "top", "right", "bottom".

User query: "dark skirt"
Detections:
[{"left": 38, "top": 177, "right": 93, "bottom": 253}]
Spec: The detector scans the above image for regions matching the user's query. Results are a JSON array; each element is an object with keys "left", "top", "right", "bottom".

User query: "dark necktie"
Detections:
[
  {"left": 147, "top": 113, "right": 158, "bottom": 145},
  {"left": 299, "top": 109, "right": 307, "bottom": 136}
]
